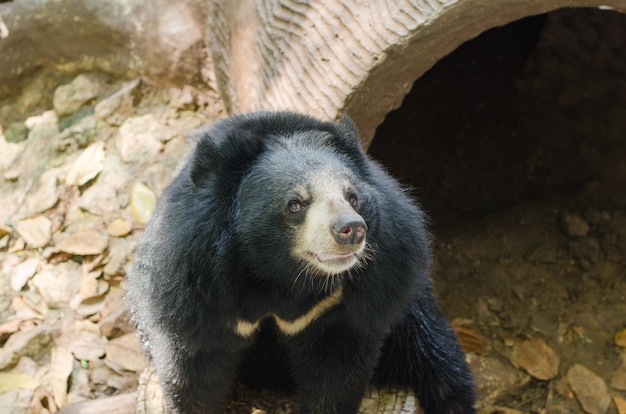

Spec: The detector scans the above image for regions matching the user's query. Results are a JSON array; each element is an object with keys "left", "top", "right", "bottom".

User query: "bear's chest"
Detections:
[{"left": 235, "top": 286, "right": 343, "bottom": 337}]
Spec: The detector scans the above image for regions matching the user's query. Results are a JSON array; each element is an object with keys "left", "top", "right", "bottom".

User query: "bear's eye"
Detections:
[
  {"left": 288, "top": 200, "right": 304, "bottom": 213},
  {"left": 349, "top": 194, "right": 358, "bottom": 207}
]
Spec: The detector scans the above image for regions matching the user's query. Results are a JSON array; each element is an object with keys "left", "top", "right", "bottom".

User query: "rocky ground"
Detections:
[{"left": 0, "top": 7, "right": 625, "bottom": 414}]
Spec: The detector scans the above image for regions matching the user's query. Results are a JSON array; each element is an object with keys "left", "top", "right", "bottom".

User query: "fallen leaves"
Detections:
[
  {"left": 130, "top": 182, "right": 157, "bottom": 225},
  {"left": 506, "top": 337, "right": 560, "bottom": 380}
]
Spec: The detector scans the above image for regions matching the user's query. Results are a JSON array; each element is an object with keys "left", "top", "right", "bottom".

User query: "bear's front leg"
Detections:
[
  {"left": 377, "top": 292, "right": 476, "bottom": 414},
  {"left": 149, "top": 335, "right": 243, "bottom": 414},
  {"left": 285, "top": 322, "right": 385, "bottom": 414}
]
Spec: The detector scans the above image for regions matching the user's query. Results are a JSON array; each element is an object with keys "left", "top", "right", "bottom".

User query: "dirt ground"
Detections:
[
  {"left": 0, "top": 6, "right": 625, "bottom": 414},
  {"left": 370, "top": 8, "right": 626, "bottom": 413}
]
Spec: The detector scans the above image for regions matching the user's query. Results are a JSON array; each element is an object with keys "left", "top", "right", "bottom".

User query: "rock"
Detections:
[
  {"left": 466, "top": 354, "right": 530, "bottom": 407},
  {"left": 0, "top": 326, "right": 52, "bottom": 370},
  {"left": 56, "top": 230, "right": 109, "bottom": 256},
  {"left": 4, "top": 122, "right": 29, "bottom": 143},
  {"left": 107, "top": 218, "right": 133, "bottom": 237},
  {"left": 561, "top": 212, "right": 591, "bottom": 238},
  {"left": 507, "top": 337, "right": 560, "bottom": 380},
  {"left": 168, "top": 85, "right": 196, "bottom": 110},
  {"left": 116, "top": 115, "right": 164, "bottom": 163},
  {"left": 130, "top": 182, "right": 157, "bottom": 225},
  {"left": 31, "top": 262, "right": 82, "bottom": 309},
  {"left": 53, "top": 74, "right": 103, "bottom": 117},
  {"left": 24, "top": 111, "right": 59, "bottom": 142},
  {"left": 65, "top": 141, "right": 106, "bottom": 186},
  {"left": 27, "top": 168, "right": 60, "bottom": 214},
  {"left": 567, "top": 363, "right": 611, "bottom": 414},
  {"left": 105, "top": 333, "right": 148, "bottom": 373},
  {"left": 0, "top": 134, "right": 23, "bottom": 171},
  {"left": 95, "top": 79, "right": 142, "bottom": 126},
  {"left": 16, "top": 215, "right": 52, "bottom": 248}
]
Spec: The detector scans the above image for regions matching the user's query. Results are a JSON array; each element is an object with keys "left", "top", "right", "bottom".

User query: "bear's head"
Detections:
[{"left": 188, "top": 112, "right": 377, "bottom": 289}]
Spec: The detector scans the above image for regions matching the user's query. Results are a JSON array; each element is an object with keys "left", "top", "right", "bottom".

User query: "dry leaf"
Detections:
[
  {"left": 616, "top": 328, "right": 626, "bottom": 348},
  {"left": 105, "top": 333, "right": 148, "bottom": 372},
  {"left": 16, "top": 215, "right": 52, "bottom": 248},
  {"left": 50, "top": 347, "right": 74, "bottom": 408},
  {"left": 0, "top": 372, "right": 40, "bottom": 393},
  {"left": 55, "top": 320, "right": 107, "bottom": 362},
  {"left": 508, "top": 337, "right": 560, "bottom": 380},
  {"left": 614, "top": 395, "right": 626, "bottom": 414},
  {"left": 65, "top": 141, "right": 106, "bottom": 186},
  {"left": 130, "top": 182, "right": 156, "bottom": 224}
]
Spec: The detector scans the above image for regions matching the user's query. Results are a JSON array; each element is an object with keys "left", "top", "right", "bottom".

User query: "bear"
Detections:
[{"left": 126, "top": 111, "right": 476, "bottom": 414}]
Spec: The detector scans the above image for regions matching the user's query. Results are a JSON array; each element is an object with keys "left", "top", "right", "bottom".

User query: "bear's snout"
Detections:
[{"left": 331, "top": 214, "right": 367, "bottom": 245}]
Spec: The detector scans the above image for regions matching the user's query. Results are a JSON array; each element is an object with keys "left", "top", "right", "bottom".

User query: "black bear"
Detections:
[{"left": 126, "top": 112, "right": 476, "bottom": 414}]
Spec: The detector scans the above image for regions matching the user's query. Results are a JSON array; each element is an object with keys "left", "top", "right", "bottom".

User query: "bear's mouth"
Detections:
[{"left": 313, "top": 251, "right": 356, "bottom": 264}]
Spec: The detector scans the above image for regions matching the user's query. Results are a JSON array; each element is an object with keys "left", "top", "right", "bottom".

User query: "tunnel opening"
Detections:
[{"left": 369, "top": 7, "right": 626, "bottom": 410}]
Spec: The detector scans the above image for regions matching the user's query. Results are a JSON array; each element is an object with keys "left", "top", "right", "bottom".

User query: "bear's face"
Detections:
[{"left": 237, "top": 134, "right": 372, "bottom": 281}]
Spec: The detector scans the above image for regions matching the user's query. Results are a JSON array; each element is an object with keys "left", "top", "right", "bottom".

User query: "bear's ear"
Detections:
[
  {"left": 188, "top": 129, "right": 221, "bottom": 186},
  {"left": 334, "top": 115, "right": 365, "bottom": 153},
  {"left": 187, "top": 118, "right": 267, "bottom": 187}
]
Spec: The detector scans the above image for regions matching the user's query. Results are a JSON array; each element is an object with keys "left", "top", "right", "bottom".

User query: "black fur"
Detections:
[{"left": 126, "top": 111, "right": 476, "bottom": 413}]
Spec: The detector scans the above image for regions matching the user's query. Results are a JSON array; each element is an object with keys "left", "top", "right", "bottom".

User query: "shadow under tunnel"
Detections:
[{"left": 369, "top": 8, "right": 626, "bottom": 225}]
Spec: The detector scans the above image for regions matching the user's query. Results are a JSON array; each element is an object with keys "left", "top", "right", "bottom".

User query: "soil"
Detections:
[{"left": 370, "top": 8, "right": 626, "bottom": 413}]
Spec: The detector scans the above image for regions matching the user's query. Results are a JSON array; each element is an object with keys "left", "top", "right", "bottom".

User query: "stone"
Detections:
[
  {"left": 0, "top": 134, "right": 23, "bottom": 171},
  {"left": 16, "top": 215, "right": 52, "bottom": 248},
  {"left": 53, "top": 74, "right": 103, "bottom": 117},
  {"left": 561, "top": 212, "right": 591, "bottom": 238},
  {"left": 168, "top": 85, "right": 196, "bottom": 110},
  {"left": 95, "top": 79, "right": 142, "bottom": 126},
  {"left": 466, "top": 354, "right": 530, "bottom": 407},
  {"left": 55, "top": 230, "right": 108, "bottom": 256},
  {"left": 567, "top": 363, "right": 611, "bottom": 414},
  {"left": 116, "top": 115, "right": 164, "bottom": 163},
  {"left": 4, "top": 122, "right": 29, "bottom": 143},
  {"left": 107, "top": 218, "right": 133, "bottom": 237}
]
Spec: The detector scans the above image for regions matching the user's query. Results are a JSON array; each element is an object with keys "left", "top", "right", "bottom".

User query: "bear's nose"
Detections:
[{"left": 331, "top": 214, "right": 367, "bottom": 245}]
